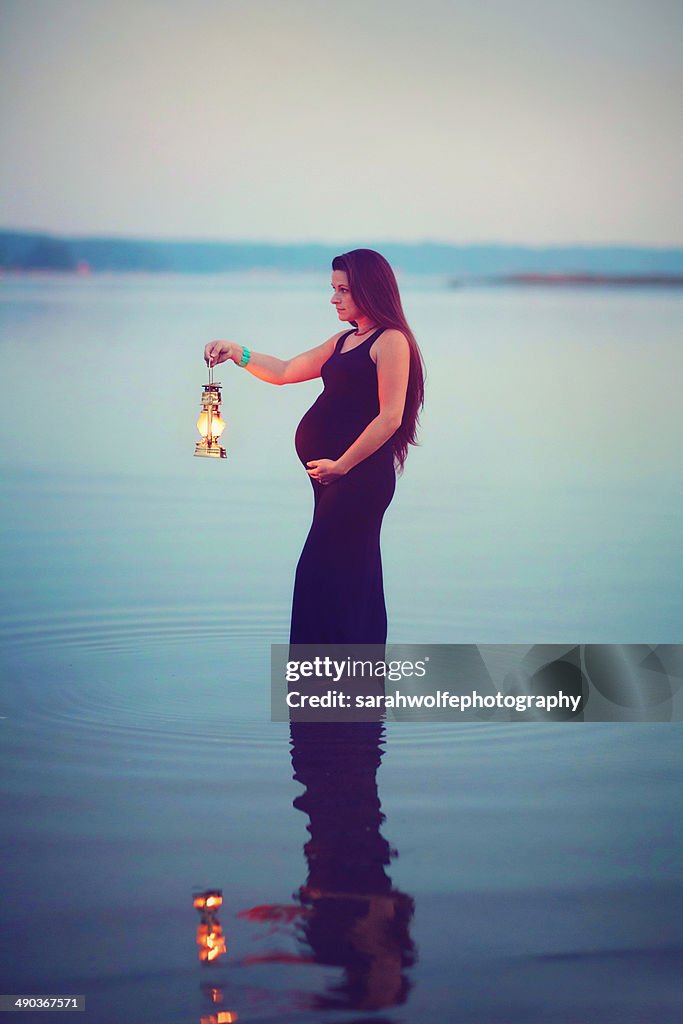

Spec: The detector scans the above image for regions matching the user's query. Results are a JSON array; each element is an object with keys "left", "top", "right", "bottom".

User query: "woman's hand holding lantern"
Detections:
[{"left": 204, "top": 340, "right": 240, "bottom": 368}]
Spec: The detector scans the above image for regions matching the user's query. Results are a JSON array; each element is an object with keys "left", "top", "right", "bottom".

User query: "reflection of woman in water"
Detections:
[
  {"left": 205, "top": 249, "right": 425, "bottom": 645},
  {"left": 238, "top": 723, "right": 417, "bottom": 1012},
  {"left": 290, "top": 720, "right": 416, "bottom": 1012}
]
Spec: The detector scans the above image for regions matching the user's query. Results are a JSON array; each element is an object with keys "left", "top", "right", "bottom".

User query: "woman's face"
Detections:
[{"left": 330, "top": 270, "right": 363, "bottom": 324}]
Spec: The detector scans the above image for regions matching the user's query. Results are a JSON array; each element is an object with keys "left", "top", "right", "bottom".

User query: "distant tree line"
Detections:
[
  {"left": 1, "top": 229, "right": 682, "bottom": 277},
  {"left": 0, "top": 234, "right": 77, "bottom": 271}
]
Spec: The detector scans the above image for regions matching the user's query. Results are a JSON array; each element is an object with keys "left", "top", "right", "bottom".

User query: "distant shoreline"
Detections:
[
  {"left": 1, "top": 229, "right": 682, "bottom": 278},
  {"left": 490, "top": 272, "right": 683, "bottom": 288},
  {"left": 3, "top": 268, "right": 683, "bottom": 289}
]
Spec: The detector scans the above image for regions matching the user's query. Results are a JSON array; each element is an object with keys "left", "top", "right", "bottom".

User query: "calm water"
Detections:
[{"left": 1, "top": 274, "right": 682, "bottom": 1022}]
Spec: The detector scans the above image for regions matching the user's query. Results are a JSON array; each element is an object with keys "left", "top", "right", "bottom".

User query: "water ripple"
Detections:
[
  {"left": 1, "top": 605, "right": 557, "bottom": 755},
  {"left": 1, "top": 602, "right": 287, "bottom": 654}
]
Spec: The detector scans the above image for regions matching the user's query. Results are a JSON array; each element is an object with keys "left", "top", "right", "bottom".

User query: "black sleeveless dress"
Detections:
[{"left": 289, "top": 328, "right": 396, "bottom": 645}]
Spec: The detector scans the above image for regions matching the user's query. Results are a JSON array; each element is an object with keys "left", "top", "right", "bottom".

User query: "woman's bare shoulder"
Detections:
[
  {"left": 379, "top": 328, "right": 409, "bottom": 345},
  {"left": 371, "top": 328, "right": 410, "bottom": 362}
]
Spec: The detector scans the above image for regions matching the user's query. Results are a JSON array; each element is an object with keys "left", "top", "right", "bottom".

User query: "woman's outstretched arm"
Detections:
[{"left": 204, "top": 333, "right": 342, "bottom": 385}]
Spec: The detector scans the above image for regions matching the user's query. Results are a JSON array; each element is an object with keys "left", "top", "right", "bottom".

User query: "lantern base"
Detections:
[{"left": 194, "top": 441, "right": 227, "bottom": 459}]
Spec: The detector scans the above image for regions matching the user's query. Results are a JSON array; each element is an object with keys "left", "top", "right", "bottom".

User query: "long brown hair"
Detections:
[{"left": 332, "top": 249, "right": 425, "bottom": 473}]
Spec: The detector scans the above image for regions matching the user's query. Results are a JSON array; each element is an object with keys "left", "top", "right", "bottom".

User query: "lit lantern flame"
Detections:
[
  {"left": 200, "top": 1013, "right": 238, "bottom": 1024},
  {"left": 196, "top": 411, "right": 225, "bottom": 440}
]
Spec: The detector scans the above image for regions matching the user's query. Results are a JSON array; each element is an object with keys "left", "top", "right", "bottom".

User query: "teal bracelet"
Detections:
[{"left": 238, "top": 345, "right": 251, "bottom": 368}]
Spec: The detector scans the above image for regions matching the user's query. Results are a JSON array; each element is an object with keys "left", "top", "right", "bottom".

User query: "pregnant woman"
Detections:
[{"left": 204, "top": 248, "right": 425, "bottom": 645}]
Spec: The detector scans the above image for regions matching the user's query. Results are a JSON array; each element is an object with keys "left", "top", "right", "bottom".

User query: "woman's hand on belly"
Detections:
[{"left": 305, "top": 458, "right": 347, "bottom": 486}]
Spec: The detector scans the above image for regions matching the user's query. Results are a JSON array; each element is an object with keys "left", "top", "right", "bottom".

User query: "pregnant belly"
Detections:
[
  {"left": 295, "top": 407, "right": 396, "bottom": 484},
  {"left": 295, "top": 399, "right": 350, "bottom": 465}
]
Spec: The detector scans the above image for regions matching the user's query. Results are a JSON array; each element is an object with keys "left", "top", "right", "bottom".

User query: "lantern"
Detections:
[{"left": 194, "top": 365, "right": 227, "bottom": 459}]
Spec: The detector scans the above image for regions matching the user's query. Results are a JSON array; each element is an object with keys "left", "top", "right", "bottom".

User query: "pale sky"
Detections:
[{"left": 1, "top": 0, "right": 681, "bottom": 244}]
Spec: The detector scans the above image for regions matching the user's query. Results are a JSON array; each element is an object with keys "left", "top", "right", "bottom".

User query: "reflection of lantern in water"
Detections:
[
  {"left": 194, "top": 365, "right": 227, "bottom": 459},
  {"left": 202, "top": 986, "right": 224, "bottom": 1004},
  {"left": 194, "top": 889, "right": 227, "bottom": 962},
  {"left": 194, "top": 892, "right": 223, "bottom": 912},
  {"left": 199, "top": 984, "right": 238, "bottom": 1023}
]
